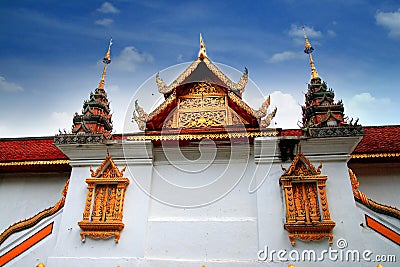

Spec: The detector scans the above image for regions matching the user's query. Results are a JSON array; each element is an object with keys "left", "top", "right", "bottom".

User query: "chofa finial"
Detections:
[{"left": 198, "top": 33, "right": 207, "bottom": 60}]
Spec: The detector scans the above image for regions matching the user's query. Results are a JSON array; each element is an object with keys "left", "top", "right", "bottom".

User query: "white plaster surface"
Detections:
[
  {"left": 0, "top": 172, "right": 69, "bottom": 236},
  {"left": 349, "top": 162, "right": 400, "bottom": 207},
  {"left": 3, "top": 137, "right": 400, "bottom": 266}
]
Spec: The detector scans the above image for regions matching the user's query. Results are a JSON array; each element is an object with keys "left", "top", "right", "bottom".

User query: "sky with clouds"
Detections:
[{"left": 0, "top": 0, "right": 399, "bottom": 137}]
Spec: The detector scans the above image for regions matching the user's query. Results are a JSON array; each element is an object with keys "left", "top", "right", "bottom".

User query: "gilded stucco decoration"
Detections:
[
  {"left": 174, "top": 83, "right": 228, "bottom": 128},
  {"left": 78, "top": 155, "right": 129, "bottom": 243},
  {"left": 126, "top": 129, "right": 278, "bottom": 141},
  {"left": 280, "top": 153, "right": 335, "bottom": 245},
  {"left": 132, "top": 100, "right": 148, "bottom": 131}
]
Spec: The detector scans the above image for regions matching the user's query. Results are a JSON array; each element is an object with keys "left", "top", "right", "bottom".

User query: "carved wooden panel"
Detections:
[
  {"left": 78, "top": 155, "right": 129, "bottom": 243},
  {"left": 291, "top": 182, "right": 321, "bottom": 223},
  {"left": 280, "top": 153, "right": 335, "bottom": 245}
]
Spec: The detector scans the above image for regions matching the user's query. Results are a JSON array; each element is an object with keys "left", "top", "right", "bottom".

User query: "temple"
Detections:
[{"left": 0, "top": 34, "right": 399, "bottom": 267}]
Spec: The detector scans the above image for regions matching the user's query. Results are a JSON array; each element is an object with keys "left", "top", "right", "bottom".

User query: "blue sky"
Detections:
[{"left": 1, "top": 0, "right": 399, "bottom": 137}]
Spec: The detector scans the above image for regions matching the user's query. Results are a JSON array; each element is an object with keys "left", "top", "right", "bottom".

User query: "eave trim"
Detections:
[{"left": 0, "top": 159, "right": 70, "bottom": 167}]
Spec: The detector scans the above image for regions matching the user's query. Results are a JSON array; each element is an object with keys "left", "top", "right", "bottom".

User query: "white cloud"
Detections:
[
  {"left": 346, "top": 92, "right": 391, "bottom": 125},
  {"left": 269, "top": 91, "right": 302, "bottom": 129},
  {"left": 113, "top": 46, "right": 154, "bottom": 72},
  {"left": 95, "top": 18, "right": 114, "bottom": 26},
  {"left": 289, "top": 24, "right": 322, "bottom": 43},
  {"left": 327, "top": 30, "right": 336, "bottom": 37},
  {"left": 376, "top": 9, "right": 400, "bottom": 37},
  {"left": 177, "top": 54, "right": 184, "bottom": 62},
  {"left": 97, "top": 2, "right": 119, "bottom": 14},
  {"left": 350, "top": 92, "right": 390, "bottom": 105},
  {"left": 52, "top": 111, "right": 70, "bottom": 121},
  {"left": 51, "top": 111, "right": 71, "bottom": 132},
  {"left": 0, "top": 75, "right": 23, "bottom": 92},
  {"left": 269, "top": 51, "right": 304, "bottom": 63},
  {"left": 107, "top": 84, "right": 120, "bottom": 92}
]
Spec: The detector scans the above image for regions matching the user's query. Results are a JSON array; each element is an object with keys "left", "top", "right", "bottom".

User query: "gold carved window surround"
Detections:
[
  {"left": 165, "top": 82, "right": 244, "bottom": 128},
  {"left": 78, "top": 155, "right": 129, "bottom": 243},
  {"left": 280, "top": 153, "right": 335, "bottom": 245}
]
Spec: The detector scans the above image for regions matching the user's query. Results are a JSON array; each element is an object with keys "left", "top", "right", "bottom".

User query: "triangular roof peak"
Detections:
[
  {"left": 281, "top": 153, "right": 322, "bottom": 176},
  {"left": 131, "top": 35, "right": 278, "bottom": 137},
  {"left": 89, "top": 155, "right": 126, "bottom": 178},
  {"left": 156, "top": 34, "right": 248, "bottom": 96}
]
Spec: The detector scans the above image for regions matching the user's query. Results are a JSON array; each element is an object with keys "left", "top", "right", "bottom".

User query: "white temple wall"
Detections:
[
  {"left": 145, "top": 158, "right": 259, "bottom": 260},
  {"left": 36, "top": 138, "right": 400, "bottom": 266},
  {"left": 0, "top": 172, "right": 68, "bottom": 236}
]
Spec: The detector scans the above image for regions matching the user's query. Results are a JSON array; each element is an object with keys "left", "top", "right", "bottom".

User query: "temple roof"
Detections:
[
  {"left": 133, "top": 35, "right": 277, "bottom": 135},
  {"left": 352, "top": 125, "right": 400, "bottom": 156},
  {"left": 156, "top": 34, "right": 248, "bottom": 96},
  {"left": 1, "top": 126, "right": 398, "bottom": 169},
  {"left": 156, "top": 58, "right": 248, "bottom": 96},
  {"left": 300, "top": 27, "right": 354, "bottom": 136},
  {"left": 0, "top": 137, "right": 70, "bottom": 172}
]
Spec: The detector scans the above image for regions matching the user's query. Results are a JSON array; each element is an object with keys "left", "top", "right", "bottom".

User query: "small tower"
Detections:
[
  {"left": 71, "top": 39, "right": 113, "bottom": 137},
  {"left": 301, "top": 27, "right": 363, "bottom": 137}
]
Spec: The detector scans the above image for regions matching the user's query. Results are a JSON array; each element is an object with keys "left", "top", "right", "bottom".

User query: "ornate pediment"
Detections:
[
  {"left": 131, "top": 35, "right": 277, "bottom": 140},
  {"left": 281, "top": 153, "right": 322, "bottom": 177},
  {"left": 136, "top": 81, "right": 274, "bottom": 131}
]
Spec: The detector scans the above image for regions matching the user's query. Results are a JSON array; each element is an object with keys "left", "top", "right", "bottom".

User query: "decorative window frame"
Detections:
[
  {"left": 78, "top": 155, "right": 129, "bottom": 243},
  {"left": 280, "top": 153, "right": 335, "bottom": 245}
]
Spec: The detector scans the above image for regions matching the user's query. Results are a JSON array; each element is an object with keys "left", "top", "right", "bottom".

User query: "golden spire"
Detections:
[
  {"left": 198, "top": 33, "right": 207, "bottom": 60},
  {"left": 302, "top": 26, "right": 319, "bottom": 79},
  {"left": 98, "top": 38, "right": 112, "bottom": 89}
]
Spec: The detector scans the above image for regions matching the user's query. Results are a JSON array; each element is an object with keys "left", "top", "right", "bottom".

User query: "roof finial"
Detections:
[
  {"left": 198, "top": 33, "right": 207, "bottom": 60},
  {"left": 302, "top": 26, "right": 319, "bottom": 79},
  {"left": 98, "top": 37, "right": 113, "bottom": 89}
]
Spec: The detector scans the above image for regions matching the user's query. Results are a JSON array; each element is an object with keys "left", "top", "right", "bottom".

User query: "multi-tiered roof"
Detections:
[
  {"left": 55, "top": 39, "right": 114, "bottom": 145},
  {"left": 300, "top": 27, "right": 363, "bottom": 137},
  {"left": 72, "top": 39, "right": 113, "bottom": 136}
]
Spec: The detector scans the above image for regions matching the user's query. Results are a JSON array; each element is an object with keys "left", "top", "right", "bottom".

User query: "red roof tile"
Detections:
[
  {"left": 1, "top": 126, "right": 399, "bottom": 164},
  {"left": 0, "top": 137, "right": 68, "bottom": 163},
  {"left": 353, "top": 125, "right": 400, "bottom": 154}
]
